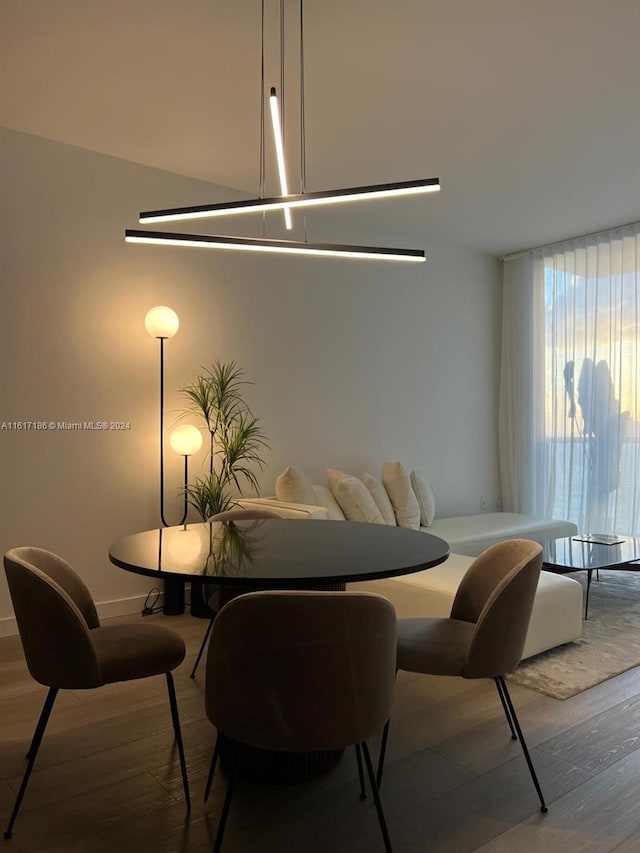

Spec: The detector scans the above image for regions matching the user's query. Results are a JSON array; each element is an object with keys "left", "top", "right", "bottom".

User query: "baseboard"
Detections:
[
  {"left": 96, "top": 593, "right": 164, "bottom": 621},
  {"left": 0, "top": 592, "right": 163, "bottom": 638}
]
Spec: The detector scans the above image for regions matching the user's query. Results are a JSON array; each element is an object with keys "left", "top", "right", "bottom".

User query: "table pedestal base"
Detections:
[{"left": 218, "top": 735, "right": 344, "bottom": 784}]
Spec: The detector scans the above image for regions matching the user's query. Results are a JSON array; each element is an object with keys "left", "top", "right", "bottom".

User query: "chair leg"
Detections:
[
  {"left": 190, "top": 617, "right": 214, "bottom": 679},
  {"left": 376, "top": 718, "right": 391, "bottom": 788},
  {"left": 494, "top": 677, "right": 518, "bottom": 740},
  {"left": 355, "top": 743, "right": 367, "bottom": 799},
  {"left": 213, "top": 753, "right": 236, "bottom": 853},
  {"left": 165, "top": 673, "right": 191, "bottom": 811},
  {"left": 361, "top": 741, "right": 394, "bottom": 853},
  {"left": 4, "top": 687, "right": 58, "bottom": 839},
  {"left": 204, "top": 733, "right": 221, "bottom": 803},
  {"left": 496, "top": 676, "right": 548, "bottom": 813}
]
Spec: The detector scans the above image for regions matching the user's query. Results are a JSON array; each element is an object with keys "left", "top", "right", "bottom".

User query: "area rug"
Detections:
[{"left": 506, "top": 570, "right": 640, "bottom": 700}]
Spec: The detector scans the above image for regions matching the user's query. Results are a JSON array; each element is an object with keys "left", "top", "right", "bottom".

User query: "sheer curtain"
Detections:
[{"left": 499, "top": 222, "right": 640, "bottom": 535}]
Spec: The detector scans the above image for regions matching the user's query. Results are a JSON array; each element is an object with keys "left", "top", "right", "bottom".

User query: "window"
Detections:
[{"left": 500, "top": 223, "right": 640, "bottom": 535}]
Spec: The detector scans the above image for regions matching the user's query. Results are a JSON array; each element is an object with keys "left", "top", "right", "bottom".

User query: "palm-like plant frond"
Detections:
[{"left": 179, "top": 360, "right": 270, "bottom": 520}]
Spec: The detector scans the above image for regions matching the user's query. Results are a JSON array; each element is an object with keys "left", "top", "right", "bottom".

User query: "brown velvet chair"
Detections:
[
  {"left": 379, "top": 539, "right": 548, "bottom": 813},
  {"left": 189, "top": 508, "right": 284, "bottom": 679},
  {"left": 3, "top": 546, "right": 190, "bottom": 839},
  {"left": 204, "top": 590, "right": 397, "bottom": 852}
]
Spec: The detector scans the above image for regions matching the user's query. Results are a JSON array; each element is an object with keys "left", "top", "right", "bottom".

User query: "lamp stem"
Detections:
[
  {"left": 159, "top": 337, "right": 171, "bottom": 527},
  {"left": 180, "top": 455, "right": 189, "bottom": 528}
]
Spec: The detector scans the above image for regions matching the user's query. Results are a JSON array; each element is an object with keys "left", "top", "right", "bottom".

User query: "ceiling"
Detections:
[{"left": 1, "top": 0, "right": 638, "bottom": 256}]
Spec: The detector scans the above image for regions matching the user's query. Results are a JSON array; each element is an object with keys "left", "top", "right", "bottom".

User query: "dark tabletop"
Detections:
[
  {"left": 109, "top": 518, "right": 450, "bottom": 585},
  {"left": 543, "top": 535, "right": 640, "bottom": 572}
]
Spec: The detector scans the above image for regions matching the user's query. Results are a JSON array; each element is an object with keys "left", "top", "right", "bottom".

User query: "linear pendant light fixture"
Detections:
[
  {"left": 269, "top": 87, "right": 293, "bottom": 230},
  {"left": 125, "top": 230, "right": 426, "bottom": 262},
  {"left": 125, "top": 0, "right": 438, "bottom": 263},
  {"left": 138, "top": 177, "right": 440, "bottom": 225}
]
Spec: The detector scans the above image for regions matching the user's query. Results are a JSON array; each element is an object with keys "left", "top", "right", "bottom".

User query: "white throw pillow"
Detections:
[
  {"left": 311, "top": 484, "right": 346, "bottom": 520},
  {"left": 362, "top": 473, "right": 396, "bottom": 525},
  {"left": 410, "top": 470, "right": 436, "bottom": 527},
  {"left": 327, "top": 469, "right": 385, "bottom": 524},
  {"left": 275, "top": 466, "right": 317, "bottom": 506},
  {"left": 381, "top": 461, "right": 421, "bottom": 529}
]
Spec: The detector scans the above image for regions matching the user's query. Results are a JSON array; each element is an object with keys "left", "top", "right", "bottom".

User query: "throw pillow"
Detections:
[
  {"left": 311, "top": 484, "right": 346, "bottom": 520},
  {"left": 410, "top": 470, "right": 436, "bottom": 527},
  {"left": 275, "top": 466, "right": 317, "bottom": 506},
  {"left": 327, "top": 469, "right": 385, "bottom": 524},
  {"left": 381, "top": 461, "right": 420, "bottom": 529},
  {"left": 362, "top": 473, "right": 396, "bottom": 525}
]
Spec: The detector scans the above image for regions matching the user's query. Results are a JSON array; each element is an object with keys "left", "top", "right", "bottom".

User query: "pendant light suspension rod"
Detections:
[
  {"left": 259, "top": 0, "right": 267, "bottom": 235},
  {"left": 277, "top": 0, "right": 292, "bottom": 229},
  {"left": 126, "top": 229, "right": 426, "bottom": 262},
  {"left": 299, "top": 0, "right": 307, "bottom": 240},
  {"left": 138, "top": 177, "right": 440, "bottom": 224}
]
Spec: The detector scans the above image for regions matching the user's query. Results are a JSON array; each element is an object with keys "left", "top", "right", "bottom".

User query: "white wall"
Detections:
[{"left": 0, "top": 128, "right": 501, "bottom": 633}]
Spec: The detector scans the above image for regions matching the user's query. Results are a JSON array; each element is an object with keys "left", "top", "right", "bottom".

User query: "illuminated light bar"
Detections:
[
  {"left": 269, "top": 87, "right": 292, "bottom": 230},
  {"left": 125, "top": 229, "right": 426, "bottom": 263},
  {"left": 138, "top": 178, "right": 440, "bottom": 224}
]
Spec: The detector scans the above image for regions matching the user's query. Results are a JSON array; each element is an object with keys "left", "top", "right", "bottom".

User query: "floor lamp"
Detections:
[
  {"left": 145, "top": 306, "right": 201, "bottom": 614},
  {"left": 170, "top": 424, "right": 203, "bottom": 524}
]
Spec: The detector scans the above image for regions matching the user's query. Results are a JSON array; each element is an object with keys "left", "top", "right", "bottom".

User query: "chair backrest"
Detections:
[
  {"left": 450, "top": 539, "right": 543, "bottom": 678},
  {"left": 4, "top": 547, "right": 103, "bottom": 689},
  {"left": 208, "top": 508, "right": 283, "bottom": 522},
  {"left": 205, "top": 590, "right": 397, "bottom": 752}
]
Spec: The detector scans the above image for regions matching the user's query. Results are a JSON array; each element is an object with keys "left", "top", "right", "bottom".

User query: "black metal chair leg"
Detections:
[
  {"left": 190, "top": 617, "right": 214, "bottom": 679},
  {"left": 25, "top": 687, "right": 58, "bottom": 760},
  {"left": 5, "top": 687, "right": 58, "bottom": 839},
  {"left": 165, "top": 673, "right": 191, "bottom": 810},
  {"left": 376, "top": 718, "right": 390, "bottom": 788},
  {"left": 204, "top": 733, "right": 221, "bottom": 803},
  {"left": 361, "top": 741, "right": 393, "bottom": 853},
  {"left": 494, "top": 677, "right": 518, "bottom": 740},
  {"left": 213, "top": 755, "right": 236, "bottom": 853},
  {"left": 585, "top": 570, "right": 592, "bottom": 619},
  {"left": 497, "top": 676, "right": 548, "bottom": 813},
  {"left": 355, "top": 743, "right": 367, "bottom": 799}
]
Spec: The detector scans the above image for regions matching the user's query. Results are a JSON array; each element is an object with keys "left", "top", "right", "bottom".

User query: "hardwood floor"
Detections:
[{"left": 2, "top": 610, "right": 640, "bottom": 853}]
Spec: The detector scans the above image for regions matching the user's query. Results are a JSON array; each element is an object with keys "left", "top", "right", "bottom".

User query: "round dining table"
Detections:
[
  {"left": 109, "top": 518, "right": 450, "bottom": 781},
  {"left": 108, "top": 517, "right": 450, "bottom": 588}
]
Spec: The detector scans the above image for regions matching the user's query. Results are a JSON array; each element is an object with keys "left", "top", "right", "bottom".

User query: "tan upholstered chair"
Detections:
[
  {"left": 189, "top": 508, "right": 283, "bottom": 679},
  {"left": 3, "top": 546, "right": 190, "bottom": 839},
  {"left": 379, "top": 539, "right": 547, "bottom": 813},
  {"left": 204, "top": 590, "right": 397, "bottom": 852}
]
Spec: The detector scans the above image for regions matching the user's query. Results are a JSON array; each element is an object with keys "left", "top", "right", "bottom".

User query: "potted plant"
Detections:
[{"left": 179, "top": 360, "right": 269, "bottom": 520}]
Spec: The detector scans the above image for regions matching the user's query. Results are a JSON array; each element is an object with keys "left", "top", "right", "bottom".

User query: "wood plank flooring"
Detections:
[{"left": 2, "top": 610, "right": 640, "bottom": 852}]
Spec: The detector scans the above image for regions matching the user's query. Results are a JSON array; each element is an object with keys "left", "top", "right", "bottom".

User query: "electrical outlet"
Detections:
[{"left": 480, "top": 497, "right": 486, "bottom": 512}]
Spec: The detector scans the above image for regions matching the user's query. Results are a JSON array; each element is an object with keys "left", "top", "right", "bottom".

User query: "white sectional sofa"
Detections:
[
  {"left": 239, "top": 464, "right": 583, "bottom": 660},
  {"left": 352, "top": 554, "right": 582, "bottom": 660},
  {"left": 240, "top": 497, "right": 577, "bottom": 555}
]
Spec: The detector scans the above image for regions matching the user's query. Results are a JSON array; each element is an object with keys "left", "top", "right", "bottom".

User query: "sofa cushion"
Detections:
[
  {"left": 275, "top": 466, "right": 316, "bottom": 506},
  {"left": 311, "top": 484, "right": 346, "bottom": 521},
  {"left": 362, "top": 473, "right": 396, "bottom": 525},
  {"left": 381, "top": 461, "right": 420, "bottom": 529},
  {"left": 411, "top": 470, "right": 436, "bottom": 527},
  {"left": 327, "top": 469, "right": 385, "bottom": 524}
]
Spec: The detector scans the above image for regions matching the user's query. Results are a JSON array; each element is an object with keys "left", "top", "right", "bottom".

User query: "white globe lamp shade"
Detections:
[
  {"left": 170, "top": 424, "right": 203, "bottom": 456},
  {"left": 145, "top": 306, "right": 179, "bottom": 339}
]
